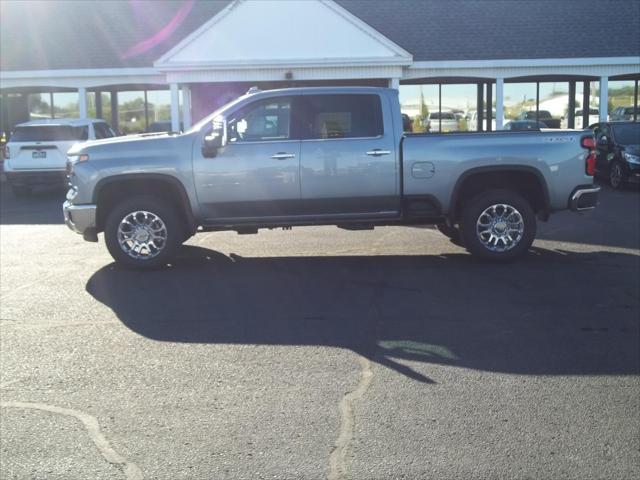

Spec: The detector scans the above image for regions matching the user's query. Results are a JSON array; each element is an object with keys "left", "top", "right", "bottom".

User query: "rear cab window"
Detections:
[
  {"left": 10, "top": 125, "right": 88, "bottom": 142},
  {"left": 297, "top": 94, "right": 383, "bottom": 140}
]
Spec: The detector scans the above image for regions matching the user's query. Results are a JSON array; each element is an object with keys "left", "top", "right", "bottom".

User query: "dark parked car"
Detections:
[
  {"left": 503, "top": 120, "right": 548, "bottom": 131},
  {"left": 589, "top": 121, "right": 640, "bottom": 189},
  {"left": 610, "top": 106, "right": 638, "bottom": 122},
  {"left": 518, "top": 110, "right": 561, "bottom": 129}
]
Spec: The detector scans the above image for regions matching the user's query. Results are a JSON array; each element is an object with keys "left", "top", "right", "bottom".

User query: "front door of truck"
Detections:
[
  {"left": 193, "top": 96, "right": 301, "bottom": 223},
  {"left": 297, "top": 93, "right": 399, "bottom": 217}
]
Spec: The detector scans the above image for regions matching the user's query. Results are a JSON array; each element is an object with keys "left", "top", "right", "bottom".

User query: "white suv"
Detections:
[{"left": 3, "top": 118, "right": 116, "bottom": 196}]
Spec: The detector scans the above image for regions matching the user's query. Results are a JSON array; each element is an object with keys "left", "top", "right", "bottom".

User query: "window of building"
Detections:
[
  {"left": 441, "top": 84, "right": 477, "bottom": 132},
  {"left": 146, "top": 90, "right": 172, "bottom": 123},
  {"left": 608, "top": 80, "right": 638, "bottom": 121},
  {"left": 538, "top": 82, "right": 568, "bottom": 129},
  {"left": 503, "top": 83, "right": 537, "bottom": 124},
  {"left": 399, "top": 85, "right": 438, "bottom": 133},
  {"left": 52, "top": 92, "right": 79, "bottom": 118},
  {"left": 300, "top": 94, "right": 382, "bottom": 139},
  {"left": 117, "top": 91, "right": 146, "bottom": 134},
  {"left": 28, "top": 93, "right": 52, "bottom": 120}
]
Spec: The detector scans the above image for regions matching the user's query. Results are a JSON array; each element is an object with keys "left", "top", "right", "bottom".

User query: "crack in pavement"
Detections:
[
  {"left": 327, "top": 355, "right": 373, "bottom": 480},
  {"left": 1, "top": 401, "right": 143, "bottom": 480}
]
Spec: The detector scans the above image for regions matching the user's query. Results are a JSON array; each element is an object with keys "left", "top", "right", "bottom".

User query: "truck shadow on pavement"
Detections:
[{"left": 86, "top": 246, "right": 640, "bottom": 383}]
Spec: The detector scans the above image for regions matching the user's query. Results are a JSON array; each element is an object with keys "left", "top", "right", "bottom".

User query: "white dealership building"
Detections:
[{"left": 1, "top": 0, "right": 638, "bottom": 135}]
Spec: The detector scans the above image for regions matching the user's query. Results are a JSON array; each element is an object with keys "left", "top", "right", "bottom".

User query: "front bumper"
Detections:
[
  {"left": 627, "top": 165, "right": 640, "bottom": 184},
  {"left": 63, "top": 200, "right": 97, "bottom": 238},
  {"left": 569, "top": 185, "right": 601, "bottom": 211}
]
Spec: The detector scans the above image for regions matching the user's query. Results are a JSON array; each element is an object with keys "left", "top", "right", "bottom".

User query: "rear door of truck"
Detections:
[{"left": 297, "top": 92, "right": 399, "bottom": 217}]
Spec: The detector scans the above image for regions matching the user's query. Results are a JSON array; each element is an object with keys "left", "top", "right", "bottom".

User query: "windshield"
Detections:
[
  {"left": 187, "top": 94, "right": 251, "bottom": 133},
  {"left": 10, "top": 125, "right": 88, "bottom": 142},
  {"left": 611, "top": 122, "right": 640, "bottom": 145}
]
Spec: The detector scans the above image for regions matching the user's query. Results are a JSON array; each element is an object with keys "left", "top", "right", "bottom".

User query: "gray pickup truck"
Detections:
[{"left": 63, "top": 86, "right": 600, "bottom": 268}]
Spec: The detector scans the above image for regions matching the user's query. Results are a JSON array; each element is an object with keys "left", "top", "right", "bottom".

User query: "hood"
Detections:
[
  {"left": 67, "top": 132, "right": 189, "bottom": 157},
  {"left": 622, "top": 144, "right": 640, "bottom": 156}
]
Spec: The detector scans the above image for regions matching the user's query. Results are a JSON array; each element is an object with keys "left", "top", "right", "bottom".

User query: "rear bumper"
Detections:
[
  {"left": 569, "top": 185, "right": 601, "bottom": 211},
  {"left": 63, "top": 200, "right": 97, "bottom": 237},
  {"left": 5, "top": 170, "right": 66, "bottom": 186}
]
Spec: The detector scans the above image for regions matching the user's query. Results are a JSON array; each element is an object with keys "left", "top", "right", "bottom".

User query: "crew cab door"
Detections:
[
  {"left": 298, "top": 93, "right": 399, "bottom": 217},
  {"left": 193, "top": 96, "right": 301, "bottom": 222}
]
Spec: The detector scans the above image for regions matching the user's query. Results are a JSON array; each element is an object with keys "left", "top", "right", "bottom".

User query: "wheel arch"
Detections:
[
  {"left": 448, "top": 165, "right": 551, "bottom": 223},
  {"left": 94, "top": 173, "right": 196, "bottom": 234}
]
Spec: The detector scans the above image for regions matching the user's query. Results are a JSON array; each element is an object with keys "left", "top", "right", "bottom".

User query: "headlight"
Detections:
[
  {"left": 622, "top": 152, "right": 640, "bottom": 165},
  {"left": 67, "top": 153, "right": 89, "bottom": 164}
]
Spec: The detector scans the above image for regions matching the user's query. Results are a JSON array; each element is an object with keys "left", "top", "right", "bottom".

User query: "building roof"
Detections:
[{"left": 1, "top": 0, "right": 639, "bottom": 72}]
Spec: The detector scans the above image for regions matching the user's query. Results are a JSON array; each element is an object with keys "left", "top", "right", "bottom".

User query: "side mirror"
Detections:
[
  {"left": 597, "top": 136, "right": 609, "bottom": 148},
  {"left": 201, "top": 118, "right": 225, "bottom": 158},
  {"left": 202, "top": 133, "right": 223, "bottom": 158}
]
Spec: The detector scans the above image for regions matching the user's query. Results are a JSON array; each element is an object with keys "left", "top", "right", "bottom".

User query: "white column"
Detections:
[
  {"left": 181, "top": 84, "right": 192, "bottom": 130},
  {"left": 78, "top": 87, "right": 88, "bottom": 119},
  {"left": 495, "top": 77, "right": 504, "bottom": 130},
  {"left": 599, "top": 76, "right": 608, "bottom": 122},
  {"left": 170, "top": 82, "right": 180, "bottom": 132},
  {"left": 388, "top": 78, "right": 400, "bottom": 90}
]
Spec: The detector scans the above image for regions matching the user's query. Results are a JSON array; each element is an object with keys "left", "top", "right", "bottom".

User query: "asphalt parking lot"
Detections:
[{"left": 0, "top": 181, "right": 639, "bottom": 480}]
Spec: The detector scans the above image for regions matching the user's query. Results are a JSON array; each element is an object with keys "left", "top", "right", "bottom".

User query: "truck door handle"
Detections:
[
  {"left": 271, "top": 152, "right": 296, "bottom": 160},
  {"left": 366, "top": 149, "right": 391, "bottom": 156}
]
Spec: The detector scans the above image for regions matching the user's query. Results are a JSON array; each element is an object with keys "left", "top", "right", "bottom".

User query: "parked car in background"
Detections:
[
  {"left": 466, "top": 110, "right": 503, "bottom": 131},
  {"left": 3, "top": 118, "right": 115, "bottom": 196},
  {"left": 574, "top": 108, "right": 600, "bottom": 129},
  {"left": 503, "top": 120, "right": 548, "bottom": 131},
  {"left": 610, "top": 106, "right": 638, "bottom": 122},
  {"left": 518, "top": 110, "right": 561, "bottom": 129},
  {"left": 589, "top": 121, "right": 640, "bottom": 189},
  {"left": 426, "top": 111, "right": 459, "bottom": 132}
]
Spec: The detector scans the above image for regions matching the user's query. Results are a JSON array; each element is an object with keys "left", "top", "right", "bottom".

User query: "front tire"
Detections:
[
  {"left": 104, "top": 195, "right": 184, "bottom": 269},
  {"left": 609, "top": 161, "right": 626, "bottom": 189},
  {"left": 460, "top": 189, "right": 536, "bottom": 261}
]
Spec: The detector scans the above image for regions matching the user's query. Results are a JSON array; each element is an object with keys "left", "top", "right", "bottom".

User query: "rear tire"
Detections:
[
  {"left": 460, "top": 189, "right": 536, "bottom": 261},
  {"left": 104, "top": 195, "right": 184, "bottom": 269}
]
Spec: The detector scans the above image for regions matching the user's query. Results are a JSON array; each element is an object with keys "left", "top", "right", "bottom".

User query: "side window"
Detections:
[
  {"left": 93, "top": 123, "right": 110, "bottom": 140},
  {"left": 77, "top": 126, "right": 89, "bottom": 141},
  {"left": 227, "top": 98, "right": 291, "bottom": 143},
  {"left": 299, "top": 94, "right": 383, "bottom": 140},
  {"left": 93, "top": 123, "right": 113, "bottom": 139}
]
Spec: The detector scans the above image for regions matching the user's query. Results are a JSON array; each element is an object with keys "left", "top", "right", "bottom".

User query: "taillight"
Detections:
[{"left": 581, "top": 135, "right": 596, "bottom": 176}]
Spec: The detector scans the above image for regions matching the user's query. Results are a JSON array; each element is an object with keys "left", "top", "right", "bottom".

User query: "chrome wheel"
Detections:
[
  {"left": 476, "top": 204, "right": 524, "bottom": 252},
  {"left": 117, "top": 210, "right": 168, "bottom": 260},
  {"left": 610, "top": 163, "right": 623, "bottom": 188}
]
